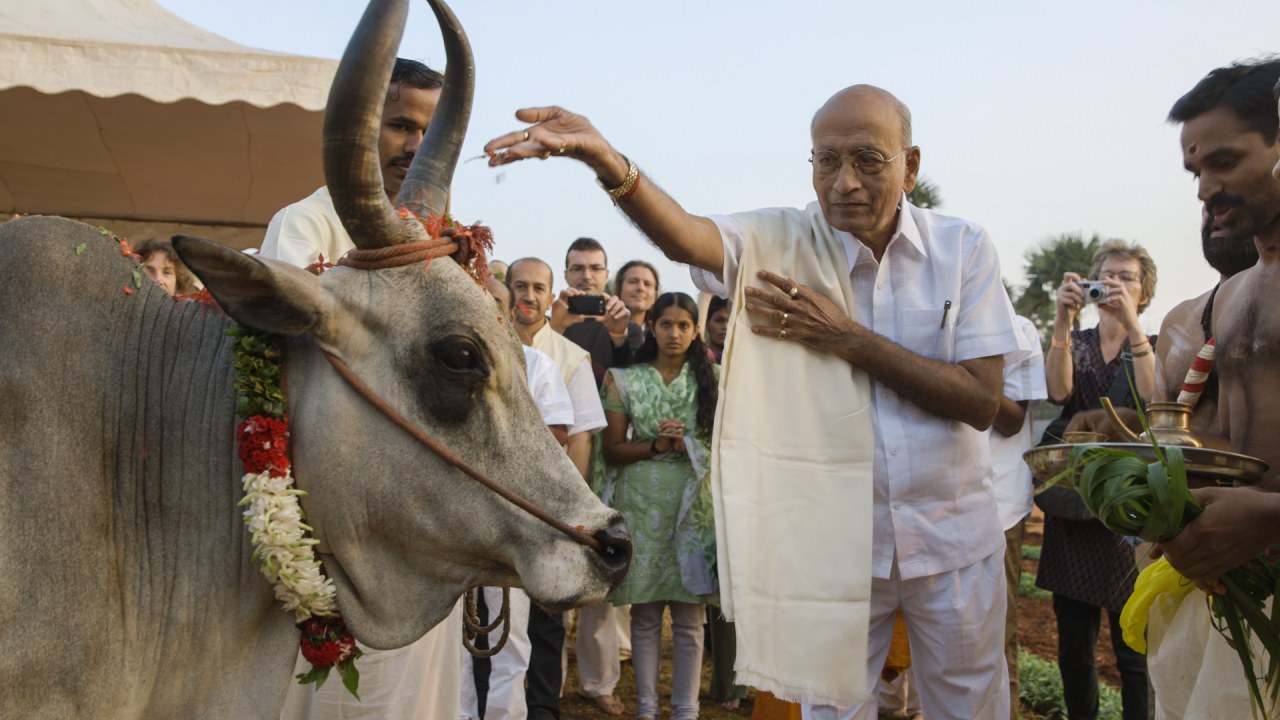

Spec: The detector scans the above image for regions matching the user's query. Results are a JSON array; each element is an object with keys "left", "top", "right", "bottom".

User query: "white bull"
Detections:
[{"left": 0, "top": 0, "right": 630, "bottom": 717}]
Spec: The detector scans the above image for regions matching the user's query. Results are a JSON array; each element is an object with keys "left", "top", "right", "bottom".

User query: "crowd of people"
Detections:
[{"left": 101, "top": 50, "right": 1280, "bottom": 720}]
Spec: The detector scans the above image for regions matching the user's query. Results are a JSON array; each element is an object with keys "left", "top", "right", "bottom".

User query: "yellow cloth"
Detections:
[
  {"left": 884, "top": 608, "right": 912, "bottom": 674},
  {"left": 751, "top": 691, "right": 803, "bottom": 720},
  {"left": 711, "top": 204, "right": 876, "bottom": 705},
  {"left": 1120, "top": 557, "right": 1195, "bottom": 654}
]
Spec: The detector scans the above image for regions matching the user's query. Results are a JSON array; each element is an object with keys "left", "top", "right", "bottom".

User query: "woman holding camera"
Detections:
[{"left": 1036, "top": 239, "right": 1158, "bottom": 720}]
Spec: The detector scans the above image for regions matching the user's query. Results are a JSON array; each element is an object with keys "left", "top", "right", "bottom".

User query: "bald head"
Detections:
[
  {"left": 507, "top": 257, "right": 553, "bottom": 289},
  {"left": 812, "top": 85, "right": 912, "bottom": 147},
  {"left": 809, "top": 84, "right": 920, "bottom": 248}
]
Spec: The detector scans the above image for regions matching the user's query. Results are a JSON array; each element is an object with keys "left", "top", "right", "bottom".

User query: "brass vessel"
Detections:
[{"left": 1099, "top": 398, "right": 1202, "bottom": 448}]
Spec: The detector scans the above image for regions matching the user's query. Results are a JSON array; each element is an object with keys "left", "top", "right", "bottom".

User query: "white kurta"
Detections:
[
  {"left": 260, "top": 187, "right": 353, "bottom": 269},
  {"left": 692, "top": 197, "right": 1022, "bottom": 711},
  {"left": 990, "top": 315, "right": 1048, "bottom": 530}
]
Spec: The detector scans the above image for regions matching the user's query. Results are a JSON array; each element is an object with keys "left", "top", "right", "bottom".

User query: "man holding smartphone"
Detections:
[{"left": 551, "top": 237, "right": 642, "bottom": 385}]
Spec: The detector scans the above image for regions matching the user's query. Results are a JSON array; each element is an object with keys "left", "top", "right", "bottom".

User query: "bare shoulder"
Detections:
[
  {"left": 1158, "top": 293, "right": 1209, "bottom": 341},
  {"left": 1214, "top": 265, "right": 1280, "bottom": 370}
]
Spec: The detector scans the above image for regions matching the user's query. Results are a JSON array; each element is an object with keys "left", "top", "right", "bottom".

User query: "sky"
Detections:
[{"left": 158, "top": 0, "right": 1280, "bottom": 332}]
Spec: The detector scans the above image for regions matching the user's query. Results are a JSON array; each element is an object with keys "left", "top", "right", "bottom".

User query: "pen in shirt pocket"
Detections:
[{"left": 939, "top": 300, "right": 952, "bottom": 329}]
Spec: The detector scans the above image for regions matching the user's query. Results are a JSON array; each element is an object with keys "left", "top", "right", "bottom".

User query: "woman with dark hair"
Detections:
[
  {"left": 596, "top": 292, "right": 718, "bottom": 720},
  {"left": 704, "top": 295, "right": 730, "bottom": 363}
]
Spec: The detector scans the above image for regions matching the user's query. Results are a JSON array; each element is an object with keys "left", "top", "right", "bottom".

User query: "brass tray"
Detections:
[{"left": 1023, "top": 443, "right": 1268, "bottom": 486}]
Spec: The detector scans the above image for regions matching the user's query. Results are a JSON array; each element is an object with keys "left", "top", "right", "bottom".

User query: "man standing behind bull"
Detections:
[
  {"left": 261, "top": 59, "right": 442, "bottom": 267},
  {"left": 484, "top": 85, "right": 1021, "bottom": 719},
  {"left": 261, "top": 58, "right": 464, "bottom": 720}
]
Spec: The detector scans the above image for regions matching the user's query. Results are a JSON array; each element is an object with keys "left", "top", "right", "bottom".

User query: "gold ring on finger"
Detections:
[
  {"left": 557, "top": 142, "right": 567, "bottom": 155},
  {"left": 780, "top": 312, "right": 789, "bottom": 327},
  {"left": 522, "top": 131, "right": 530, "bottom": 142},
  {"left": 540, "top": 150, "right": 551, "bottom": 160},
  {"left": 788, "top": 286, "right": 799, "bottom": 299},
  {"left": 779, "top": 328, "right": 787, "bottom": 340}
]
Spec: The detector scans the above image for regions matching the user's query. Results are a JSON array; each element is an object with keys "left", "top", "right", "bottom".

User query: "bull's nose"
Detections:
[{"left": 590, "top": 518, "right": 631, "bottom": 574}]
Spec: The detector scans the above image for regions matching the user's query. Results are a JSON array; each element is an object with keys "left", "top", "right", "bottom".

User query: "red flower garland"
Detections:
[{"left": 236, "top": 417, "right": 291, "bottom": 478}]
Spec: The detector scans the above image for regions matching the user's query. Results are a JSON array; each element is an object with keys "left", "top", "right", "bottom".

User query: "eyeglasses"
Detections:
[
  {"left": 809, "top": 148, "right": 910, "bottom": 177},
  {"left": 567, "top": 264, "right": 608, "bottom": 275},
  {"left": 1099, "top": 271, "right": 1140, "bottom": 283}
]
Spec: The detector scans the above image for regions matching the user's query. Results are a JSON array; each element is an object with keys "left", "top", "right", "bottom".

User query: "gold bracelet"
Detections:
[
  {"left": 1051, "top": 337, "right": 1071, "bottom": 350},
  {"left": 597, "top": 156, "right": 639, "bottom": 202}
]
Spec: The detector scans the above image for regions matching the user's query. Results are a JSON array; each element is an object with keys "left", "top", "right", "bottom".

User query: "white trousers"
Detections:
[
  {"left": 280, "top": 601, "right": 463, "bottom": 720},
  {"left": 876, "top": 668, "right": 921, "bottom": 716},
  {"left": 460, "top": 587, "right": 532, "bottom": 720},
  {"left": 803, "top": 548, "right": 1008, "bottom": 720},
  {"left": 571, "top": 602, "right": 626, "bottom": 696}
]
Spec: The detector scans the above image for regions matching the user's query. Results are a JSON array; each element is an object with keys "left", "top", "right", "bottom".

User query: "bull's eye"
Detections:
[
  {"left": 437, "top": 344, "right": 476, "bottom": 371},
  {"left": 430, "top": 337, "right": 488, "bottom": 381}
]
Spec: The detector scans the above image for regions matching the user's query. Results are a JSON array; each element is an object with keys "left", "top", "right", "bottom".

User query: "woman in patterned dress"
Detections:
[
  {"left": 597, "top": 292, "right": 719, "bottom": 720},
  {"left": 1037, "top": 240, "right": 1159, "bottom": 720}
]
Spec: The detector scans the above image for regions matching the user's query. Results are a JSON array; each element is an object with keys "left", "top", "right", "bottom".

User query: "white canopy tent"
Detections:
[{"left": 0, "top": 0, "right": 338, "bottom": 248}]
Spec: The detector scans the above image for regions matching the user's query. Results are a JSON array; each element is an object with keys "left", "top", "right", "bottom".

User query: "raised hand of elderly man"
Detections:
[
  {"left": 483, "top": 107, "right": 726, "bottom": 273},
  {"left": 1155, "top": 486, "right": 1280, "bottom": 594}
]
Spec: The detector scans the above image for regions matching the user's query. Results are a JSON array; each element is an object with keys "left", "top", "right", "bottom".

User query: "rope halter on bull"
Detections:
[
  {"left": 330, "top": 220, "right": 605, "bottom": 555},
  {"left": 320, "top": 214, "right": 611, "bottom": 660}
]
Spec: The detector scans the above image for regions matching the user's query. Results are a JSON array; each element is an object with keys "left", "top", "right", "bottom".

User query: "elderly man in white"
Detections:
[{"left": 483, "top": 84, "right": 1023, "bottom": 719}]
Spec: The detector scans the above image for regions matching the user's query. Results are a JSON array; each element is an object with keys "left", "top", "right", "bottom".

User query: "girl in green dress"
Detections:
[{"left": 598, "top": 292, "right": 719, "bottom": 720}]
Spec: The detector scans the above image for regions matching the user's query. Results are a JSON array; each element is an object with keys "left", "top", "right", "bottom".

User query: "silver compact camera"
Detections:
[{"left": 1076, "top": 280, "right": 1107, "bottom": 304}]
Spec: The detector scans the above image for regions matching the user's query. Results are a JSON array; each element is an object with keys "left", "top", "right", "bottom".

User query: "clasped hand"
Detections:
[{"left": 654, "top": 419, "right": 686, "bottom": 454}]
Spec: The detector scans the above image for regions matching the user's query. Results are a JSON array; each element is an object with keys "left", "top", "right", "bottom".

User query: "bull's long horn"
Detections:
[
  {"left": 323, "top": 0, "right": 426, "bottom": 249},
  {"left": 395, "top": 0, "right": 474, "bottom": 217}
]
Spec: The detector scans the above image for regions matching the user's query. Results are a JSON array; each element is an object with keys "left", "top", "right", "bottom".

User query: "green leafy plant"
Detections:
[
  {"left": 1019, "top": 572, "right": 1050, "bottom": 600},
  {"left": 1018, "top": 649, "right": 1122, "bottom": 719},
  {"left": 1047, "top": 384, "right": 1280, "bottom": 715}
]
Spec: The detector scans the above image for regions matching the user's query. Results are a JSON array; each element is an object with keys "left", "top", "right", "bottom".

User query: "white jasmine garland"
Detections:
[{"left": 239, "top": 469, "right": 338, "bottom": 620}]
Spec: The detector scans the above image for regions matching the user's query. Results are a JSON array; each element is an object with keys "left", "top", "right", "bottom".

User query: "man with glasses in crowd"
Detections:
[
  {"left": 483, "top": 84, "right": 1021, "bottom": 719},
  {"left": 550, "top": 237, "right": 642, "bottom": 384}
]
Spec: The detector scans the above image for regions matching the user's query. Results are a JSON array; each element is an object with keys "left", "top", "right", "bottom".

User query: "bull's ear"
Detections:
[{"left": 172, "top": 235, "right": 337, "bottom": 337}]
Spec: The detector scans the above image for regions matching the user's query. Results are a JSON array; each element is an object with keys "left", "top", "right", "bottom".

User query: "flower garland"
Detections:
[
  {"left": 229, "top": 323, "right": 363, "bottom": 698},
  {"left": 223, "top": 211, "right": 491, "bottom": 701}
]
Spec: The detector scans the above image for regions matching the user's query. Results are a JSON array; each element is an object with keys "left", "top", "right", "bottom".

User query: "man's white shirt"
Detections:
[
  {"left": 531, "top": 322, "right": 605, "bottom": 436},
  {"left": 693, "top": 197, "right": 1023, "bottom": 579},
  {"left": 522, "top": 346, "right": 575, "bottom": 428},
  {"left": 990, "top": 316, "right": 1048, "bottom": 530}
]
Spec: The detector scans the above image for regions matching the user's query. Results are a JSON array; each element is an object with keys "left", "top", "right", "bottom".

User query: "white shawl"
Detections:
[{"left": 711, "top": 204, "right": 876, "bottom": 705}]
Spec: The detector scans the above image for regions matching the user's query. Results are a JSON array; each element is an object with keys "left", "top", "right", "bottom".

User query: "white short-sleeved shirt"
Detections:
[
  {"left": 523, "top": 346, "right": 575, "bottom": 428},
  {"left": 692, "top": 197, "right": 1023, "bottom": 579},
  {"left": 259, "top": 186, "right": 353, "bottom": 267},
  {"left": 531, "top": 324, "right": 606, "bottom": 436},
  {"left": 990, "top": 315, "right": 1048, "bottom": 530}
]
